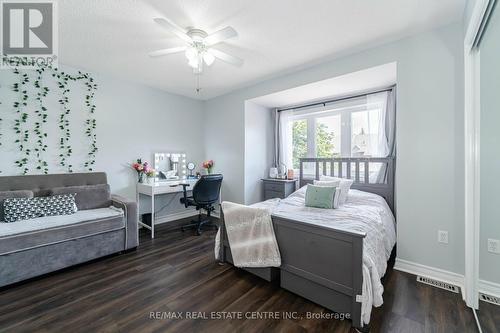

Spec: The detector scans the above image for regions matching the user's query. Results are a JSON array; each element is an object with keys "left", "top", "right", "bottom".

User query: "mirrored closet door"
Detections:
[{"left": 477, "top": 1, "right": 500, "bottom": 331}]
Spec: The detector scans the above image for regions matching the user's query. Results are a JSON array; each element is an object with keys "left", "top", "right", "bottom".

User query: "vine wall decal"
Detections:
[
  {"left": 12, "top": 70, "right": 31, "bottom": 175},
  {"left": 34, "top": 67, "right": 50, "bottom": 174},
  {"left": 83, "top": 73, "right": 98, "bottom": 171},
  {"left": 1, "top": 64, "right": 98, "bottom": 175},
  {"left": 54, "top": 68, "right": 73, "bottom": 171}
]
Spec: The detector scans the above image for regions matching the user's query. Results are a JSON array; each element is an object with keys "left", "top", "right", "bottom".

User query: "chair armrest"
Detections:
[{"left": 111, "top": 194, "right": 138, "bottom": 249}]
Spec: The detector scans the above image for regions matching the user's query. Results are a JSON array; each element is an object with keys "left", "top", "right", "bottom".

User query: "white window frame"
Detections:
[{"left": 289, "top": 103, "right": 381, "bottom": 160}]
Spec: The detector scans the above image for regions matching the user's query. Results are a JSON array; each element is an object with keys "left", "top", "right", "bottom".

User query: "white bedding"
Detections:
[{"left": 251, "top": 186, "right": 396, "bottom": 325}]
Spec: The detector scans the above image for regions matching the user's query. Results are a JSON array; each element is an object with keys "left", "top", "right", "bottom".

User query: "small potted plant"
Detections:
[{"left": 202, "top": 160, "right": 214, "bottom": 174}]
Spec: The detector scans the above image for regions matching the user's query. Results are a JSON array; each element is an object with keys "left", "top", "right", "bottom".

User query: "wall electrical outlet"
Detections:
[
  {"left": 438, "top": 230, "right": 449, "bottom": 244},
  {"left": 487, "top": 239, "right": 500, "bottom": 254}
]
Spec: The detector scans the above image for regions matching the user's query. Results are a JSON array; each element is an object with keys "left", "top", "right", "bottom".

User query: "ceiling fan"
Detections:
[{"left": 149, "top": 17, "right": 244, "bottom": 74}]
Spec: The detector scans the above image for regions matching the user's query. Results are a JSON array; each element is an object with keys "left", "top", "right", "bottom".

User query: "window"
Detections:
[
  {"left": 283, "top": 93, "right": 389, "bottom": 172},
  {"left": 291, "top": 119, "right": 307, "bottom": 169},
  {"left": 316, "top": 115, "right": 341, "bottom": 158},
  {"left": 351, "top": 109, "right": 382, "bottom": 157}
]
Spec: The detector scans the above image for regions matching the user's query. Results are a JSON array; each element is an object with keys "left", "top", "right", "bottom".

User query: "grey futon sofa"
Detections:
[{"left": 0, "top": 172, "right": 138, "bottom": 288}]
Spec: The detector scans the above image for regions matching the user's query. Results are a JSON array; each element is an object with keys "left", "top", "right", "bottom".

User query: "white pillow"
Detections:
[
  {"left": 312, "top": 180, "right": 341, "bottom": 208},
  {"left": 319, "top": 176, "right": 354, "bottom": 205},
  {"left": 313, "top": 179, "right": 340, "bottom": 187}
]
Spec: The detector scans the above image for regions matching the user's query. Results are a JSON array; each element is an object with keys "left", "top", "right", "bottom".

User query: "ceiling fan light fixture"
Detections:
[
  {"left": 203, "top": 51, "right": 215, "bottom": 66},
  {"left": 185, "top": 46, "right": 197, "bottom": 61},
  {"left": 188, "top": 57, "right": 199, "bottom": 69},
  {"left": 151, "top": 17, "right": 243, "bottom": 84}
]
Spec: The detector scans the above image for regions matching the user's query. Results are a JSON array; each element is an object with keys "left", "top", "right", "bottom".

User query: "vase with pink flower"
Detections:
[
  {"left": 132, "top": 159, "right": 154, "bottom": 183},
  {"left": 202, "top": 160, "right": 214, "bottom": 175}
]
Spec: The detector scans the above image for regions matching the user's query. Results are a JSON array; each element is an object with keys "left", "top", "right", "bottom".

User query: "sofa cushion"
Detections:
[
  {"left": 51, "top": 184, "right": 111, "bottom": 210},
  {"left": 3, "top": 194, "right": 77, "bottom": 223},
  {"left": 0, "top": 190, "right": 33, "bottom": 222},
  {"left": 0, "top": 172, "right": 108, "bottom": 197},
  {"left": 0, "top": 207, "right": 124, "bottom": 255}
]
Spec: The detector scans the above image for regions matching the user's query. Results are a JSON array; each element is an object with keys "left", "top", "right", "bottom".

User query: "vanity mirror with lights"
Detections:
[{"left": 154, "top": 152, "right": 187, "bottom": 182}]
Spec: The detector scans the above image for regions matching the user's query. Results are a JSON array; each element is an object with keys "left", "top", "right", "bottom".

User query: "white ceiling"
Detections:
[
  {"left": 59, "top": 0, "right": 465, "bottom": 100},
  {"left": 250, "top": 62, "right": 397, "bottom": 108}
]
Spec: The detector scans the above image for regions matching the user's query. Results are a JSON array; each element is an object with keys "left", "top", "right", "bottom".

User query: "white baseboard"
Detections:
[
  {"left": 479, "top": 279, "right": 500, "bottom": 299},
  {"left": 150, "top": 210, "right": 221, "bottom": 226},
  {"left": 154, "top": 210, "right": 199, "bottom": 225},
  {"left": 394, "top": 258, "right": 465, "bottom": 300}
]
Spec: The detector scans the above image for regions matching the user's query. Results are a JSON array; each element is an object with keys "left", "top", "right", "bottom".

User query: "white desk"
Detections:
[{"left": 137, "top": 179, "right": 198, "bottom": 238}]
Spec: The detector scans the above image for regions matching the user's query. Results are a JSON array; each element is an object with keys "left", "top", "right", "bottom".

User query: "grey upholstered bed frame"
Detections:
[{"left": 219, "top": 157, "right": 395, "bottom": 330}]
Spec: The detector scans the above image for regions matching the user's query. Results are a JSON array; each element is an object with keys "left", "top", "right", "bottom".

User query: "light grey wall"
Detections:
[
  {"left": 204, "top": 23, "right": 465, "bottom": 275},
  {"left": 204, "top": 93, "right": 246, "bottom": 203},
  {"left": 244, "top": 101, "right": 274, "bottom": 204},
  {"left": 0, "top": 64, "right": 205, "bottom": 200},
  {"left": 479, "top": 3, "right": 500, "bottom": 283}
]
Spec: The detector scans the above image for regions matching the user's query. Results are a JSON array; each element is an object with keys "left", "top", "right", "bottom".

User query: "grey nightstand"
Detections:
[{"left": 262, "top": 178, "right": 298, "bottom": 200}]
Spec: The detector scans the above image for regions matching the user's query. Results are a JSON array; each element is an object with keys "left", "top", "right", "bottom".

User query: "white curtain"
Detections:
[
  {"left": 366, "top": 91, "right": 390, "bottom": 158},
  {"left": 273, "top": 109, "right": 279, "bottom": 167},
  {"left": 278, "top": 110, "right": 294, "bottom": 169},
  {"left": 371, "top": 89, "right": 396, "bottom": 183}
]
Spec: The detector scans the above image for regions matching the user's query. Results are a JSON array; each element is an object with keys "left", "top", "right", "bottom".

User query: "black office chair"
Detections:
[{"left": 180, "top": 174, "right": 223, "bottom": 235}]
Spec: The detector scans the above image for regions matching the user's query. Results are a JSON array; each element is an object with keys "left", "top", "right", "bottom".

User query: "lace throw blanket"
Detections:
[{"left": 215, "top": 201, "right": 281, "bottom": 267}]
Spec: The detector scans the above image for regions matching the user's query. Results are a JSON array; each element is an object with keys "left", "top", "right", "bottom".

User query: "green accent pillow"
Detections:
[{"left": 305, "top": 184, "right": 336, "bottom": 209}]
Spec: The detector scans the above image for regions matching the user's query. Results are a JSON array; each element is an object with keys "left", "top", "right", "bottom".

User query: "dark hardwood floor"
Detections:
[
  {"left": 478, "top": 301, "right": 500, "bottom": 333},
  {"left": 0, "top": 219, "right": 485, "bottom": 333}
]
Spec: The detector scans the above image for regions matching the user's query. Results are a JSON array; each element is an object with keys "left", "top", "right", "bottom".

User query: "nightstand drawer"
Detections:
[
  {"left": 262, "top": 179, "right": 297, "bottom": 201},
  {"left": 264, "top": 182, "right": 284, "bottom": 192},
  {"left": 264, "top": 190, "right": 284, "bottom": 200}
]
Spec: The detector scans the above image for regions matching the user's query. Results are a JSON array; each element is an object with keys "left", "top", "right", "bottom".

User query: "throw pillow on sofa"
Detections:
[
  {"left": 0, "top": 190, "right": 33, "bottom": 222},
  {"left": 3, "top": 194, "right": 77, "bottom": 223},
  {"left": 36, "top": 194, "right": 78, "bottom": 218},
  {"left": 51, "top": 184, "right": 111, "bottom": 210}
]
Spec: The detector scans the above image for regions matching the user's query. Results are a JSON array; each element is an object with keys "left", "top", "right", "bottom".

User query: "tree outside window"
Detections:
[
  {"left": 292, "top": 119, "right": 307, "bottom": 169},
  {"left": 292, "top": 118, "right": 337, "bottom": 169}
]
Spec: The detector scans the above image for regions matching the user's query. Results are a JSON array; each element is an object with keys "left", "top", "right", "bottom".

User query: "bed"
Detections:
[{"left": 218, "top": 157, "right": 396, "bottom": 330}]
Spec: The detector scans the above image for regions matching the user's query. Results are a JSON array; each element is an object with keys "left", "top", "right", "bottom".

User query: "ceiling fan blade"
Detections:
[
  {"left": 204, "top": 26, "right": 237, "bottom": 46},
  {"left": 210, "top": 48, "right": 244, "bottom": 67},
  {"left": 149, "top": 46, "right": 187, "bottom": 57},
  {"left": 153, "top": 17, "right": 192, "bottom": 43}
]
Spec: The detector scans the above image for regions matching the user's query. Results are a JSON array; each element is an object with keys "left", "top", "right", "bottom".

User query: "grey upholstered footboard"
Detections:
[{"left": 218, "top": 210, "right": 365, "bottom": 328}]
